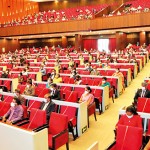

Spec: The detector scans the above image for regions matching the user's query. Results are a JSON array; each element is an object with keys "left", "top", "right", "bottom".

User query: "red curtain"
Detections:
[
  {"left": 109, "top": 38, "right": 116, "bottom": 52},
  {"left": 83, "top": 39, "right": 97, "bottom": 51}
]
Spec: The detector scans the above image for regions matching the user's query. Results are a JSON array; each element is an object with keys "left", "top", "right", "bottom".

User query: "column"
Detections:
[
  {"left": 61, "top": 36, "right": 68, "bottom": 48},
  {"left": 139, "top": 31, "right": 147, "bottom": 46},
  {"left": 75, "top": 34, "right": 82, "bottom": 52},
  {"left": 116, "top": 32, "right": 127, "bottom": 50}
]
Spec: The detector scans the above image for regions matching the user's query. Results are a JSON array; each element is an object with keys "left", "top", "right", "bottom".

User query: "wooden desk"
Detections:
[{"left": 0, "top": 122, "right": 48, "bottom": 150}]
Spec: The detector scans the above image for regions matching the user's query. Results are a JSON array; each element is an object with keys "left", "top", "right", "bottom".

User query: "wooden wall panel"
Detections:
[
  {"left": 127, "top": 33, "right": 139, "bottom": 45},
  {"left": 0, "top": 0, "right": 39, "bottom": 24},
  {"left": 0, "top": 38, "right": 20, "bottom": 53}
]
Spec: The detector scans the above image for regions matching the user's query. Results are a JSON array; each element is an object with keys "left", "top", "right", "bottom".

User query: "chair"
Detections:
[
  {"left": 87, "top": 102, "right": 97, "bottom": 128},
  {"left": 3, "top": 95, "right": 13, "bottom": 103},
  {"left": 65, "top": 90, "right": 78, "bottom": 102},
  {"left": 109, "top": 87, "right": 114, "bottom": 103},
  {"left": 48, "top": 112, "right": 69, "bottom": 150},
  {"left": 106, "top": 125, "right": 143, "bottom": 150},
  {"left": 0, "top": 101, "right": 10, "bottom": 117},
  {"left": 60, "top": 106, "right": 78, "bottom": 140},
  {"left": 18, "top": 108, "right": 47, "bottom": 131},
  {"left": 3, "top": 80, "right": 11, "bottom": 91},
  {"left": 137, "top": 98, "right": 150, "bottom": 113},
  {"left": 27, "top": 100, "right": 42, "bottom": 111},
  {"left": 93, "top": 89, "right": 103, "bottom": 114}
]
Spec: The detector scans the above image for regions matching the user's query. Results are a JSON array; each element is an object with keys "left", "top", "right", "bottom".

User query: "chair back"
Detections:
[
  {"left": 28, "top": 108, "right": 46, "bottom": 129},
  {"left": 116, "top": 125, "right": 143, "bottom": 150},
  {"left": 88, "top": 102, "right": 96, "bottom": 116},
  {"left": 0, "top": 101, "right": 10, "bottom": 116},
  {"left": 49, "top": 112, "right": 68, "bottom": 135}
]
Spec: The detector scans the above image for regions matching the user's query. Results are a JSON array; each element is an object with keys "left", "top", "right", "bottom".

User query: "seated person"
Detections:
[
  {"left": 50, "top": 83, "right": 60, "bottom": 100},
  {"left": 46, "top": 78, "right": 53, "bottom": 89},
  {"left": 2, "top": 97, "right": 23, "bottom": 124},
  {"left": 90, "top": 66, "right": 100, "bottom": 75},
  {"left": 68, "top": 58, "right": 75, "bottom": 68},
  {"left": 39, "top": 65, "right": 46, "bottom": 76},
  {"left": 103, "top": 62, "right": 110, "bottom": 69},
  {"left": 23, "top": 80, "right": 35, "bottom": 96},
  {"left": 49, "top": 69, "right": 56, "bottom": 79},
  {"left": 85, "top": 62, "right": 93, "bottom": 72},
  {"left": 116, "top": 105, "right": 142, "bottom": 129},
  {"left": 40, "top": 94, "right": 55, "bottom": 121},
  {"left": 14, "top": 89, "right": 25, "bottom": 105},
  {"left": 53, "top": 74, "right": 62, "bottom": 83},
  {"left": 134, "top": 82, "right": 150, "bottom": 105},
  {"left": 100, "top": 77, "right": 111, "bottom": 88},
  {"left": 18, "top": 72, "right": 24, "bottom": 84},
  {"left": 112, "top": 68, "right": 124, "bottom": 89},
  {"left": 22, "top": 68, "right": 28, "bottom": 76},
  {"left": 79, "top": 86, "right": 94, "bottom": 106},
  {"left": 1, "top": 71, "right": 8, "bottom": 78},
  {"left": 74, "top": 75, "right": 82, "bottom": 85},
  {"left": 70, "top": 68, "right": 78, "bottom": 79}
]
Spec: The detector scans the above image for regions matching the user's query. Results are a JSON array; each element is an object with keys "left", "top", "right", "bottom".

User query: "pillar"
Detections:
[
  {"left": 62, "top": 36, "right": 68, "bottom": 48},
  {"left": 116, "top": 32, "right": 127, "bottom": 50},
  {"left": 75, "top": 34, "right": 82, "bottom": 52}
]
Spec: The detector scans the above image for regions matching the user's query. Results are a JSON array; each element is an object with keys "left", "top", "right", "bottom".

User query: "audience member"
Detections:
[
  {"left": 134, "top": 82, "right": 150, "bottom": 105},
  {"left": 100, "top": 77, "right": 111, "bottom": 88},
  {"left": 40, "top": 93, "right": 55, "bottom": 121},
  {"left": 2, "top": 97, "right": 23, "bottom": 124},
  {"left": 74, "top": 75, "right": 82, "bottom": 85},
  {"left": 115, "top": 105, "right": 142, "bottom": 129},
  {"left": 14, "top": 89, "right": 25, "bottom": 105},
  {"left": 23, "top": 80, "right": 35, "bottom": 96},
  {"left": 46, "top": 78, "right": 53, "bottom": 89},
  {"left": 50, "top": 83, "right": 60, "bottom": 100},
  {"left": 90, "top": 66, "right": 100, "bottom": 75},
  {"left": 18, "top": 72, "right": 24, "bottom": 84},
  {"left": 79, "top": 86, "right": 94, "bottom": 106},
  {"left": 53, "top": 74, "right": 62, "bottom": 83}
]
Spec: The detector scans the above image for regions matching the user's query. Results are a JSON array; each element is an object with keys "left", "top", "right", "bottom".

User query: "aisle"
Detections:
[{"left": 59, "top": 61, "right": 150, "bottom": 150}]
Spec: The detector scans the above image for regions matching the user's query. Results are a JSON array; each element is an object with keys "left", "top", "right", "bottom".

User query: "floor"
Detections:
[{"left": 58, "top": 60, "right": 150, "bottom": 150}]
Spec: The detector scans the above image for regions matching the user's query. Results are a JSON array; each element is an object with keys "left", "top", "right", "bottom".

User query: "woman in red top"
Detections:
[{"left": 116, "top": 105, "right": 142, "bottom": 128}]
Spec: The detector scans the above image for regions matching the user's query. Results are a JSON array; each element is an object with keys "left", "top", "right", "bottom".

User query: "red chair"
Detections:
[
  {"left": 88, "top": 102, "right": 97, "bottom": 128},
  {"left": 92, "top": 89, "right": 103, "bottom": 114},
  {"left": 107, "top": 125, "right": 143, "bottom": 150},
  {"left": 3, "top": 95, "right": 13, "bottom": 103},
  {"left": 38, "top": 88, "right": 50, "bottom": 98},
  {"left": 18, "top": 108, "right": 47, "bottom": 131},
  {"left": 47, "top": 112, "right": 69, "bottom": 150},
  {"left": 17, "top": 84, "right": 26, "bottom": 94},
  {"left": 0, "top": 101, "right": 10, "bottom": 117},
  {"left": 65, "top": 90, "right": 78, "bottom": 102},
  {"left": 37, "top": 83, "right": 46, "bottom": 89},
  {"left": 27, "top": 100, "right": 42, "bottom": 111},
  {"left": 137, "top": 97, "right": 150, "bottom": 113},
  {"left": 60, "top": 106, "right": 78, "bottom": 140},
  {"left": 3, "top": 80, "right": 11, "bottom": 91}
]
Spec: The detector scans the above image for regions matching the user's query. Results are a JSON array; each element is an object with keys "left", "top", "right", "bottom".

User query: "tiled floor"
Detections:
[{"left": 58, "top": 60, "right": 150, "bottom": 150}]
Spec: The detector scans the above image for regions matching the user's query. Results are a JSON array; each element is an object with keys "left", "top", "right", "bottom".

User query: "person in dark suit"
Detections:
[
  {"left": 40, "top": 94, "right": 55, "bottom": 121},
  {"left": 50, "top": 83, "right": 61, "bottom": 100},
  {"left": 134, "top": 82, "right": 150, "bottom": 105}
]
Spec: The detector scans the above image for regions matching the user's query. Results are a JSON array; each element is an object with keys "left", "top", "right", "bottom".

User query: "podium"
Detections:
[{"left": 0, "top": 122, "right": 48, "bottom": 150}]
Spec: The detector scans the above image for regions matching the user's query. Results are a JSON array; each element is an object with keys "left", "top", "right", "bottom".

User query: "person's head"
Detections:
[
  {"left": 11, "top": 97, "right": 21, "bottom": 107},
  {"left": 44, "top": 93, "right": 51, "bottom": 103},
  {"left": 115, "top": 68, "right": 120, "bottom": 73},
  {"left": 102, "top": 77, "right": 107, "bottom": 83},
  {"left": 19, "top": 72, "right": 22, "bottom": 76},
  {"left": 51, "top": 83, "right": 57, "bottom": 90},
  {"left": 84, "top": 86, "right": 92, "bottom": 94},
  {"left": 75, "top": 75, "right": 81, "bottom": 81},
  {"left": 47, "top": 78, "right": 53, "bottom": 83},
  {"left": 15, "top": 89, "right": 20, "bottom": 97},
  {"left": 126, "top": 105, "right": 138, "bottom": 117},
  {"left": 141, "top": 82, "right": 147, "bottom": 90},
  {"left": 26, "top": 80, "right": 32, "bottom": 88},
  {"left": 55, "top": 74, "right": 60, "bottom": 79}
]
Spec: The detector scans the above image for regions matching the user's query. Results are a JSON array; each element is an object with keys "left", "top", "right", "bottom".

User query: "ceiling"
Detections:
[{"left": 3, "top": 26, "right": 148, "bottom": 40}]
